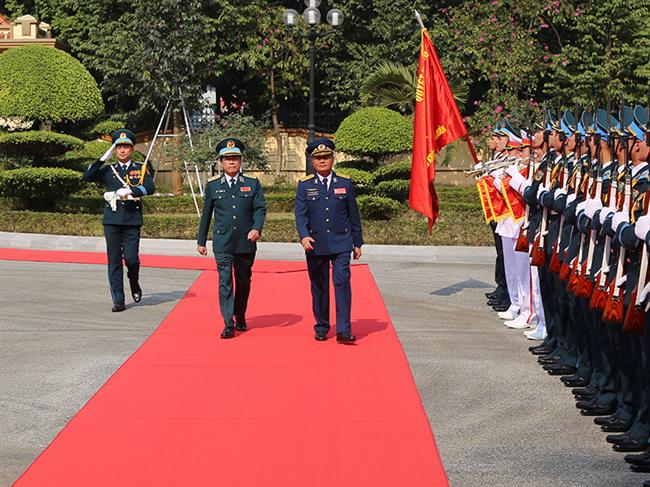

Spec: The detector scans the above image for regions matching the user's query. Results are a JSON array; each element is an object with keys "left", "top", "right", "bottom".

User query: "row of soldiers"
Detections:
[{"left": 475, "top": 100, "right": 650, "bottom": 482}]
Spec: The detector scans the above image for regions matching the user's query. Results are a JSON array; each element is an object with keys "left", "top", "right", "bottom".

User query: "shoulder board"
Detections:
[
  {"left": 300, "top": 174, "right": 315, "bottom": 182},
  {"left": 131, "top": 160, "right": 144, "bottom": 166},
  {"left": 207, "top": 175, "right": 220, "bottom": 182},
  {"left": 241, "top": 175, "right": 258, "bottom": 183},
  {"left": 336, "top": 173, "right": 350, "bottom": 179}
]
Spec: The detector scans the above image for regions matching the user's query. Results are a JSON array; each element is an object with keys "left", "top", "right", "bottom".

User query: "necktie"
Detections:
[
  {"left": 323, "top": 177, "right": 329, "bottom": 192},
  {"left": 229, "top": 177, "right": 235, "bottom": 188}
]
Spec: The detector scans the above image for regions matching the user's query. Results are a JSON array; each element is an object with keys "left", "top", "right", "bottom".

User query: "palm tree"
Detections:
[{"left": 360, "top": 61, "right": 468, "bottom": 114}]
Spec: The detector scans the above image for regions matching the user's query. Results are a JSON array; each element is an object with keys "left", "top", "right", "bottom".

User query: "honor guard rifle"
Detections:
[{"left": 531, "top": 105, "right": 552, "bottom": 267}]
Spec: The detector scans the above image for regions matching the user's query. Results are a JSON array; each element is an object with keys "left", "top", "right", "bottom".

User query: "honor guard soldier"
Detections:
[
  {"left": 82, "top": 129, "right": 155, "bottom": 312},
  {"left": 196, "top": 138, "right": 266, "bottom": 339},
  {"left": 295, "top": 138, "right": 364, "bottom": 343}
]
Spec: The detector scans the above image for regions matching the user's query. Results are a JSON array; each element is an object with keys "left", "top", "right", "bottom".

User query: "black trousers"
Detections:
[
  {"left": 103, "top": 224, "right": 141, "bottom": 305},
  {"left": 491, "top": 221, "right": 507, "bottom": 296}
]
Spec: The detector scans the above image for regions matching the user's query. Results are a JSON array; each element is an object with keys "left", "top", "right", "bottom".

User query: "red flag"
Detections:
[{"left": 409, "top": 29, "right": 470, "bottom": 231}]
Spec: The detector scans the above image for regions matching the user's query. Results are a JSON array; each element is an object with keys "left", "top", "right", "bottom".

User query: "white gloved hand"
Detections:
[
  {"left": 493, "top": 175, "right": 503, "bottom": 192},
  {"left": 634, "top": 214, "right": 650, "bottom": 241},
  {"left": 554, "top": 188, "right": 567, "bottom": 200},
  {"left": 584, "top": 198, "right": 603, "bottom": 219},
  {"left": 103, "top": 191, "right": 118, "bottom": 212},
  {"left": 566, "top": 193, "right": 577, "bottom": 205},
  {"left": 611, "top": 210, "right": 629, "bottom": 232},
  {"left": 519, "top": 179, "right": 532, "bottom": 194},
  {"left": 576, "top": 201, "right": 586, "bottom": 215},
  {"left": 640, "top": 281, "right": 650, "bottom": 305},
  {"left": 600, "top": 207, "right": 614, "bottom": 225},
  {"left": 116, "top": 187, "right": 132, "bottom": 199},
  {"left": 536, "top": 184, "right": 548, "bottom": 199},
  {"left": 505, "top": 164, "right": 520, "bottom": 178},
  {"left": 508, "top": 170, "right": 527, "bottom": 193},
  {"left": 615, "top": 274, "right": 627, "bottom": 288},
  {"left": 100, "top": 142, "right": 117, "bottom": 162}
]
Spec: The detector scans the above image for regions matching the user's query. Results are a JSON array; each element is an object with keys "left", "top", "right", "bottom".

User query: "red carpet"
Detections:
[{"left": 8, "top": 250, "right": 448, "bottom": 486}]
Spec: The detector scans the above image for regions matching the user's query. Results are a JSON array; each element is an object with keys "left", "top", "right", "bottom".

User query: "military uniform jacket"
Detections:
[
  {"left": 197, "top": 174, "right": 266, "bottom": 254},
  {"left": 295, "top": 172, "right": 364, "bottom": 255},
  {"left": 82, "top": 159, "right": 155, "bottom": 226}
]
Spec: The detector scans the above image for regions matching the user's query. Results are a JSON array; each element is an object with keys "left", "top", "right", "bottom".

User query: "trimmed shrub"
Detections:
[
  {"left": 375, "top": 179, "right": 410, "bottom": 202},
  {"left": 0, "top": 167, "right": 83, "bottom": 210},
  {"left": 334, "top": 158, "right": 379, "bottom": 172},
  {"left": 0, "top": 45, "right": 104, "bottom": 123},
  {"left": 0, "top": 131, "right": 84, "bottom": 160},
  {"left": 335, "top": 107, "right": 412, "bottom": 160},
  {"left": 336, "top": 168, "right": 375, "bottom": 195},
  {"left": 357, "top": 195, "right": 402, "bottom": 220},
  {"left": 84, "top": 119, "right": 126, "bottom": 139},
  {"left": 374, "top": 161, "right": 411, "bottom": 182}
]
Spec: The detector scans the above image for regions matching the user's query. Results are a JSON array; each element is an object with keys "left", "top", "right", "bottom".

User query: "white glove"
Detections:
[
  {"left": 554, "top": 188, "right": 567, "bottom": 200},
  {"left": 584, "top": 198, "right": 603, "bottom": 219},
  {"left": 600, "top": 207, "right": 614, "bottom": 225},
  {"left": 537, "top": 184, "right": 548, "bottom": 199},
  {"left": 566, "top": 193, "right": 577, "bottom": 205},
  {"left": 611, "top": 210, "right": 629, "bottom": 232},
  {"left": 634, "top": 214, "right": 650, "bottom": 241},
  {"left": 505, "top": 164, "right": 520, "bottom": 178},
  {"left": 508, "top": 171, "right": 527, "bottom": 193},
  {"left": 576, "top": 201, "right": 586, "bottom": 215},
  {"left": 615, "top": 274, "right": 627, "bottom": 288},
  {"left": 640, "top": 281, "right": 650, "bottom": 305},
  {"left": 493, "top": 175, "right": 503, "bottom": 192},
  {"left": 116, "top": 187, "right": 132, "bottom": 199},
  {"left": 519, "top": 179, "right": 532, "bottom": 193},
  {"left": 100, "top": 142, "right": 117, "bottom": 162},
  {"left": 103, "top": 191, "right": 118, "bottom": 212}
]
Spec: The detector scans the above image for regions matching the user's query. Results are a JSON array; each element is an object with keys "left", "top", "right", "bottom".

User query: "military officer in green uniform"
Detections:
[
  {"left": 197, "top": 138, "right": 266, "bottom": 338},
  {"left": 82, "top": 129, "right": 155, "bottom": 312}
]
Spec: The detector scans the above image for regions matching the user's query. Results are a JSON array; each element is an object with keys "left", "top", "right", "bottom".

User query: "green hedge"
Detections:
[
  {"left": 338, "top": 168, "right": 375, "bottom": 195},
  {"left": 357, "top": 195, "right": 402, "bottom": 220},
  {"left": 0, "top": 45, "right": 104, "bottom": 123},
  {"left": 0, "top": 131, "right": 84, "bottom": 160},
  {"left": 375, "top": 179, "right": 410, "bottom": 202},
  {"left": 0, "top": 167, "right": 83, "bottom": 210},
  {"left": 374, "top": 161, "right": 411, "bottom": 182},
  {"left": 334, "top": 158, "right": 379, "bottom": 172},
  {"left": 335, "top": 107, "right": 413, "bottom": 158},
  {"left": 83, "top": 119, "right": 126, "bottom": 139}
]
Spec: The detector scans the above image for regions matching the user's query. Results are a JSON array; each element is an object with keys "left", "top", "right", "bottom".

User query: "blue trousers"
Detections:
[
  {"left": 214, "top": 252, "right": 255, "bottom": 327},
  {"left": 306, "top": 252, "right": 352, "bottom": 334},
  {"left": 103, "top": 224, "right": 140, "bottom": 305}
]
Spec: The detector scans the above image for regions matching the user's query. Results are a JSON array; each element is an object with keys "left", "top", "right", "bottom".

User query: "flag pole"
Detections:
[{"left": 413, "top": 9, "right": 480, "bottom": 165}]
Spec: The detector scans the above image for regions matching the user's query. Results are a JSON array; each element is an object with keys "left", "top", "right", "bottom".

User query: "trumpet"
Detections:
[{"left": 463, "top": 157, "right": 522, "bottom": 177}]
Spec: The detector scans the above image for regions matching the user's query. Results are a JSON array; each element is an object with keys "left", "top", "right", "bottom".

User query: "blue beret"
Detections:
[
  {"left": 215, "top": 137, "right": 244, "bottom": 157},
  {"left": 112, "top": 129, "right": 136, "bottom": 146},
  {"left": 307, "top": 138, "right": 335, "bottom": 156}
]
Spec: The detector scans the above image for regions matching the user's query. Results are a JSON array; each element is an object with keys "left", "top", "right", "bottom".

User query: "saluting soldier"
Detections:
[
  {"left": 82, "top": 129, "right": 155, "bottom": 312},
  {"left": 196, "top": 138, "right": 266, "bottom": 339},
  {"left": 295, "top": 138, "right": 363, "bottom": 343}
]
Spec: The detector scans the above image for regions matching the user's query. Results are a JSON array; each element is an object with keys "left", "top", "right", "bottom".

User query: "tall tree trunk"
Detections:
[
  {"left": 172, "top": 109, "right": 184, "bottom": 196},
  {"left": 270, "top": 69, "right": 284, "bottom": 177}
]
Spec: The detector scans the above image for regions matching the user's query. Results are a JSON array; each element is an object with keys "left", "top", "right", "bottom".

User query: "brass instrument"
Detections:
[{"left": 463, "top": 157, "right": 523, "bottom": 177}]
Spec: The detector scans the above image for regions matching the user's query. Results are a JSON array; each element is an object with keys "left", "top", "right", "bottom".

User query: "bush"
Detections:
[
  {"left": 375, "top": 179, "right": 410, "bottom": 202},
  {"left": 0, "top": 45, "right": 104, "bottom": 124},
  {"left": 334, "top": 158, "right": 379, "bottom": 172},
  {"left": 0, "top": 131, "right": 85, "bottom": 162},
  {"left": 0, "top": 167, "right": 83, "bottom": 210},
  {"left": 374, "top": 160, "right": 411, "bottom": 182},
  {"left": 84, "top": 119, "right": 126, "bottom": 139},
  {"left": 357, "top": 195, "right": 402, "bottom": 220},
  {"left": 335, "top": 107, "right": 413, "bottom": 160},
  {"left": 336, "top": 168, "right": 375, "bottom": 195}
]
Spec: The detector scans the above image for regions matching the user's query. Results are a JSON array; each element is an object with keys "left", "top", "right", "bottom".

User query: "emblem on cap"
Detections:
[
  {"left": 120, "top": 133, "right": 127, "bottom": 139},
  {"left": 317, "top": 144, "right": 326, "bottom": 151},
  {"left": 227, "top": 140, "right": 235, "bottom": 148}
]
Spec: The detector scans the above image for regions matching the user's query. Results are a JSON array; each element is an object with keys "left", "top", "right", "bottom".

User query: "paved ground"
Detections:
[{"left": 1, "top": 236, "right": 647, "bottom": 486}]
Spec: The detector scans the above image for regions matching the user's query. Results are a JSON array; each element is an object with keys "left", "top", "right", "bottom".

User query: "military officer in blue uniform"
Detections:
[
  {"left": 82, "top": 129, "right": 155, "bottom": 312},
  {"left": 295, "top": 138, "right": 364, "bottom": 343},
  {"left": 197, "top": 138, "right": 266, "bottom": 339}
]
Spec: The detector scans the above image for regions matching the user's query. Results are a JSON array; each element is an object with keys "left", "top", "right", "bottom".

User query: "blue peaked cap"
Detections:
[{"left": 560, "top": 110, "right": 577, "bottom": 137}]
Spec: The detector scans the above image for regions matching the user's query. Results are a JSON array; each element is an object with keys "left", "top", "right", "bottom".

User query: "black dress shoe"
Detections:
[
  {"left": 606, "top": 433, "right": 631, "bottom": 445},
  {"left": 624, "top": 449, "right": 650, "bottom": 465},
  {"left": 220, "top": 327, "right": 235, "bottom": 339},
  {"left": 613, "top": 437, "right": 648, "bottom": 452},
  {"left": 561, "top": 375, "right": 589, "bottom": 387},
  {"left": 235, "top": 322, "right": 247, "bottom": 331},
  {"left": 594, "top": 414, "right": 619, "bottom": 426},
  {"left": 601, "top": 418, "right": 632, "bottom": 433},
  {"left": 336, "top": 332, "right": 357, "bottom": 344},
  {"left": 576, "top": 398, "right": 596, "bottom": 409},
  {"left": 112, "top": 303, "right": 126, "bottom": 312},
  {"left": 485, "top": 290, "right": 499, "bottom": 299},
  {"left": 530, "top": 346, "right": 554, "bottom": 356},
  {"left": 546, "top": 364, "right": 577, "bottom": 376},
  {"left": 491, "top": 303, "right": 510, "bottom": 312},
  {"left": 315, "top": 331, "right": 328, "bottom": 341},
  {"left": 131, "top": 283, "right": 142, "bottom": 303},
  {"left": 581, "top": 405, "right": 616, "bottom": 416},
  {"left": 573, "top": 386, "right": 598, "bottom": 397},
  {"left": 538, "top": 355, "right": 560, "bottom": 365},
  {"left": 630, "top": 462, "right": 650, "bottom": 472}
]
